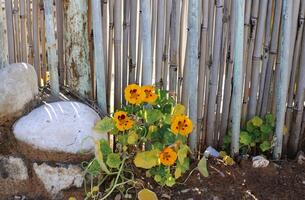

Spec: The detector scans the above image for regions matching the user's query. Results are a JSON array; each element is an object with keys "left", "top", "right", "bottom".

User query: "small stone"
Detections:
[
  {"left": 181, "top": 188, "right": 191, "bottom": 193},
  {"left": 114, "top": 194, "right": 122, "bottom": 200},
  {"left": 297, "top": 151, "right": 305, "bottom": 165},
  {"left": 161, "top": 194, "right": 171, "bottom": 199},
  {"left": 302, "top": 180, "right": 305, "bottom": 185},
  {"left": 0, "top": 156, "right": 28, "bottom": 180},
  {"left": 252, "top": 156, "right": 269, "bottom": 168},
  {"left": 33, "top": 162, "right": 84, "bottom": 196}
]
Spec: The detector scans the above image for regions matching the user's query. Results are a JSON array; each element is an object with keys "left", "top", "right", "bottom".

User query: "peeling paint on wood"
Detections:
[{"left": 64, "top": 0, "right": 92, "bottom": 98}]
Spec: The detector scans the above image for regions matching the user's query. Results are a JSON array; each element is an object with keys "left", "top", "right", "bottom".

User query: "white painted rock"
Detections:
[
  {"left": 13, "top": 101, "right": 107, "bottom": 154},
  {"left": 0, "top": 63, "right": 38, "bottom": 119},
  {"left": 33, "top": 163, "right": 83, "bottom": 196},
  {"left": 0, "top": 156, "right": 28, "bottom": 181}
]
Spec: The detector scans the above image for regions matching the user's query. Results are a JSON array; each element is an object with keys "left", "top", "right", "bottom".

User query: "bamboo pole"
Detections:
[
  {"left": 197, "top": 0, "right": 209, "bottom": 148},
  {"left": 184, "top": 0, "right": 199, "bottom": 152},
  {"left": 32, "top": 0, "right": 41, "bottom": 86},
  {"left": 219, "top": 0, "right": 235, "bottom": 146},
  {"left": 107, "top": 0, "right": 114, "bottom": 110},
  {"left": 20, "top": 0, "right": 27, "bottom": 62},
  {"left": 13, "top": 0, "right": 20, "bottom": 62},
  {"left": 64, "top": 0, "right": 92, "bottom": 98},
  {"left": 102, "top": 0, "right": 108, "bottom": 71},
  {"left": 155, "top": 0, "right": 165, "bottom": 85},
  {"left": 55, "top": 0, "right": 65, "bottom": 85},
  {"left": 136, "top": 1, "right": 142, "bottom": 84},
  {"left": 215, "top": 0, "right": 230, "bottom": 145},
  {"left": 39, "top": 2, "right": 47, "bottom": 85},
  {"left": 169, "top": 0, "right": 179, "bottom": 93},
  {"left": 284, "top": 0, "right": 303, "bottom": 152},
  {"left": 0, "top": 3, "right": 7, "bottom": 68},
  {"left": 122, "top": 0, "right": 130, "bottom": 101},
  {"left": 241, "top": 0, "right": 259, "bottom": 123},
  {"left": 128, "top": 0, "right": 137, "bottom": 83},
  {"left": 247, "top": 0, "right": 268, "bottom": 119},
  {"left": 88, "top": 0, "right": 95, "bottom": 100},
  {"left": 231, "top": 0, "right": 244, "bottom": 157},
  {"left": 140, "top": 0, "right": 153, "bottom": 85},
  {"left": 26, "top": 0, "right": 33, "bottom": 64},
  {"left": 92, "top": 0, "right": 107, "bottom": 113},
  {"left": 206, "top": 0, "right": 224, "bottom": 146},
  {"left": 273, "top": 0, "right": 293, "bottom": 159},
  {"left": 44, "top": 0, "right": 60, "bottom": 96},
  {"left": 261, "top": 0, "right": 282, "bottom": 116},
  {"left": 5, "top": 0, "right": 15, "bottom": 63},
  {"left": 114, "top": 0, "right": 122, "bottom": 108},
  {"left": 256, "top": 0, "right": 273, "bottom": 115}
]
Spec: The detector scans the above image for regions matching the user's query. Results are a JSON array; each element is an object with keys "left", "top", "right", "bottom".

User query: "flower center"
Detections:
[
  {"left": 162, "top": 152, "right": 171, "bottom": 161},
  {"left": 130, "top": 89, "right": 140, "bottom": 99}
]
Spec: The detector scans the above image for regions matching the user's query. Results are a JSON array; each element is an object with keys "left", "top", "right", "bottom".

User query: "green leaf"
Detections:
[
  {"left": 106, "top": 153, "right": 121, "bottom": 169},
  {"left": 85, "top": 159, "right": 101, "bottom": 176},
  {"left": 260, "top": 124, "right": 273, "bottom": 134},
  {"left": 127, "top": 131, "right": 139, "bottom": 145},
  {"left": 251, "top": 116, "right": 263, "bottom": 127},
  {"left": 93, "top": 117, "right": 115, "bottom": 133},
  {"left": 246, "top": 120, "right": 256, "bottom": 132},
  {"left": 100, "top": 139, "right": 112, "bottom": 161},
  {"left": 138, "top": 189, "right": 158, "bottom": 200},
  {"left": 198, "top": 157, "right": 209, "bottom": 177},
  {"left": 172, "top": 104, "right": 185, "bottom": 116},
  {"left": 145, "top": 109, "right": 163, "bottom": 124},
  {"left": 94, "top": 140, "right": 110, "bottom": 174},
  {"left": 265, "top": 114, "right": 275, "bottom": 127},
  {"left": 162, "top": 103, "right": 173, "bottom": 114},
  {"left": 174, "top": 166, "right": 182, "bottom": 179},
  {"left": 117, "top": 134, "right": 128, "bottom": 146},
  {"left": 259, "top": 141, "right": 271, "bottom": 152},
  {"left": 165, "top": 176, "right": 176, "bottom": 187},
  {"left": 177, "top": 144, "right": 189, "bottom": 165},
  {"left": 163, "top": 114, "right": 172, "bottom": 124},
  {"left": 240, "top": 131, "right": 252, "bottom": 145},
  {"left": 154, "top": 175, "right": 162, "bottom": 182},
  {"left": 134, "top": 149, "right": 160, "bottom": 169}
]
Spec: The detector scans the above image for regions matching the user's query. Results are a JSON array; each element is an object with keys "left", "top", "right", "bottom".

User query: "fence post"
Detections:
[
  {"left": 140, "top": 0, "right": 153, "bottom": 85},
  {"left": 92, "top": 0, "right": 107, "bottom": 114},
  {"left": 5, "top": 0, "right": 15, "bottom": 64},
  {"left": 44, "top": 0, "right": 60, "bottom": 96},
  {"left": 231, "top": 0, "right": 244, "bottom": 156},
  {"left": 64, "top": 0, "right": 92, "bottom": 99},
  {"left": 0, "top": 3, "right": 8, "bottom": 68},
  {"left": 184, "top": 0, "right": 199, "bottom": 152},
  {"left": 273, "top": 0, "right": 293, "bottom": 159}
]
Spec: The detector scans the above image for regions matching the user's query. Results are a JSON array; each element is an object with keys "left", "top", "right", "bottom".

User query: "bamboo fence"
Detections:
[{"left": 1, "top": 0, "right": 305, "bottom": 158}]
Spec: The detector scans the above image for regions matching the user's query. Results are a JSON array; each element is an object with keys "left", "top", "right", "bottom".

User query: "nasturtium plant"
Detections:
[
  {"left": 84, "top": 84, "right": 193, "bottom": 199},
  {"left": 223, "top": 114, "right": 280, "bottom": 156}
]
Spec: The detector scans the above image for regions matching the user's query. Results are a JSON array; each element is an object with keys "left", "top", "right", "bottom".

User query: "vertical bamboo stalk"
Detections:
[
  {"left": 197, "top": 0, "right": 209, "bottom": 148},
  {"left": 184, "top": 0, "right": 199, "bottom": 152},
  {"left": 256, "top": 0, "right": 273, "bottom": 114},
  {"left": 140, "top": 0, "right": 153, "bottom": 85},
  {"left": 44, "top": 0, "right": 60, "bottom": 96},
  {"left": 136, "top": 1, "right": 142, "bottom": 84},
  {"left": 64, "top": 0, "right": 92, "bottom": 98},
  {"left": 33, "top": 0, "right": 41, "bottom": 86},
  {"left": 114, "top": 0, "right": 122, "bottom": 108},
  {"left": 261, "top": 0, "right": 282, "bottom": 116},
  {"left": 241, "top": 0, "right": 259, "bottom": 122},
  {"left": 128, "top": 0, "right": 137, "bottom": 83},
  {"left": 13, "top": 0, "right": 20, "bottom": 62},
  {"left": 88, "top": 0, "right": 96, "bottom": 100},
  {"left": 107, "top": 0, "right": 114, "bottom": 110},
  {"left": 102, "top": 0, "right": 108, "bottom": 71},
  {"left": 273, "top": 0, "right": 293, "bottom": 159},
  {"left": 26, "top": 0, "right": 33, "bottom": 64},
  {"left": 92, "top": 0, "right": 107, "bottom": 113},
  {"left": 155, "top": 0, "right": 165, "bottom": 85},
  {"left": 5, "top": 0, "right": 15, "bottom": 63},
  {"left": 122, "top": 0, "right": 130, "bottom": 101},
  {"left": 231, "top": 0, "right": 244, "bottom": 156},
  {"left": 39, "top": 3, "right": 47, "bottom": 85},
  {"left": 55, "top": 0, "right": 65, "bottom": 85},
  {"left": 219, "top": 0, "right": 235, "bottom": 146},
  {"left": 169, "top": 0, "right": 179, "bottom": 93},
  {"left": 247, "top": 0, "right": 268, "bottom": 119},
  {"left": 20, "top": 0, "right": 27, "bottom": 62},
  {"left": 206, "top": 0, "right": 224, "bottom": 146},
  {"left": 0, "top": 3, "right": 7, "bottom": 68}
]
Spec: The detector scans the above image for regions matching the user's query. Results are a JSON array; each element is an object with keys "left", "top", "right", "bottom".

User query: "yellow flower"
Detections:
[
  {"left": 113, "top": 111, "right": 134, "bottom": 131},
  {"left": 171, "top": 115, "right": 193, "bottom": 136},
  {"left": 159, "top": 147, "right": 177, "bottom": 166},
  {"left": 124, "top": 84, "right": 144, "bottom": 105},
  {"left": 141, "top": 85, "right": 158, "bottom": 103},
  {"left": 68, "top": 197, "right": 76, "bottom": 200}
]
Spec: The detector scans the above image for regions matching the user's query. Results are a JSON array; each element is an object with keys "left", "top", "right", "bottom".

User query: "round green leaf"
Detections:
[
  {"left": 240, "top": 131, "right": 252, "bottom": 145},
  {"left": 106, "top": 153, "right": 122, "bottom": 169},
  {"left": 251, "top": 116, "right": 263, "bottom": 127}
]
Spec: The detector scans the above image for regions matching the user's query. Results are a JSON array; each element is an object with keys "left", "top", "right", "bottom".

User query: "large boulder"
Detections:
[
  {"left": 0, "top": 63, "right": 38, "bottom": 123},
  {"left": 13, "top": 101, "right": 107, "bottom": 162}
]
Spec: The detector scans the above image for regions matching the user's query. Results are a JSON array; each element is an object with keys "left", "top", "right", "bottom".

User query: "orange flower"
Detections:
[
  {"left": 171, "top": 115, "right": 193, "bottom": 136},
  {"left": 113, "top": 111, "right": 134, "bottom": 131},
  {"left": 124, "top": 84, "right": 144, "bottom": 105},
  {"left": 159, "top": 147, "right": 177, "bottom": 166},
  {"left": 141, "top": 86, "right": 158, "bottom": 104}
]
